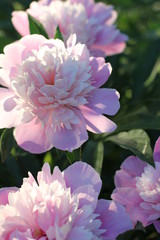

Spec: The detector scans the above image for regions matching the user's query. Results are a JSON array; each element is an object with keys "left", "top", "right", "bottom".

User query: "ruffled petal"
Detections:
[
  {"left": 64, "top": 161, "right": 102, "bottom": 194},
  {"left": 0, "top": 187, "right": 18, "bottom": 205},
  {"left": 90, "top": 57, "right": 112, "bottom": 88},
  {"left": 46, "top": 116, "right": 88, "bottom": 152}
]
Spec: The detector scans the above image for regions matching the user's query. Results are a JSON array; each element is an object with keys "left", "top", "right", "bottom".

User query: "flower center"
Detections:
[
  {"left": 32, "top": 228, "right": 46, "bottom": 238},
  {"left": 10, "top": 42, "right": 93, "bottom": 130}
]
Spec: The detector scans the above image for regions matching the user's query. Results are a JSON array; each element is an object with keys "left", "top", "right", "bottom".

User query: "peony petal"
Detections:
[
  {"left": 80, "top": 105, "right": 117, "bottom": 133},
  {"left": 14, "top": 118, "right": 53, "bottom": 153},
  {"left": 153, "top": 137, "right": 160, "bottom": 163},
  {"left": 19, "top": 34, "right": 46, "bottom": 57},
  {"left": 90, "top": 57, "right": 112, "bottom": 88},
  {"left": 11, "top": 11, "right": 30, "bottom": 36},
  {"left": 0, "top": 89, "right": 22, "bottom": 128},
  {"left": 114, "top": 156, "right": 147, "bottom": 188},
  {"left": 0, "top": 69, "right": 10, "bottom": 87},
  {"left": 95, "top": 200, "right": 133, "bottom": 239},
  {"left": 111, "top": 187, "right": 141, "bottom": 209},
  {"left": 37, "top": 163, "right": 65, "bottom": 186},
  {"left": 64, "top": 161, "right": 102, "bottom": 194},
  {"left": 0, "top": 187, "right": 18, "bottom": 205},
  {"left": 46, "top": 115, "right": 88, "bottom": 152},
  {"left": 86, "top": 88, "right": 120, "bottom": 115},
  {"left": 120, "top": 156, "right": 147, "bottom": 178},
  {"left": 0, "top": 42, "right": 25, "bottom": 69},
  {"left": 67, "top": 226, "right": 93, "bottom": 240},
  {"left": 153, "top": 220, "right": 160, "bottom": 233}
]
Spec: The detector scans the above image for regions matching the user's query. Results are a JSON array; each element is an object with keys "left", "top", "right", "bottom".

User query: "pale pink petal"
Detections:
[
  {"left": 14, "top": 118, "right": 53, "bottom": 153},
  {"left": 37, "top": 163, "right": 65, "bottom": 186},
  {"left": 114, "top": 156, "right": 147, "bottom": 189},
  {"left": 0, "top": 42, "right": 25, "bottom": 69},
  {"left": 0, "top": 69, "right": 10, "bottom": 87},
  {"left": 112, "top": 187, "right": 142, "bottom": 210},
  {"left": 86, "top": 88, "right": 120, "bottom": 115},
  {"left": 92, "top": 4, "right": 114, "bottom": 24},
  {"left": 19, "top": 34, "right": 46, "bottom": 57},
  {"left": 11, "top": 11, "right": 30, "bottom": 36},
  {"left": 64, "top": 161, "right": 102, "bottom": 194},
  {"left": 90, "top": 58, "right": 112, "bottom": 88},
  {"left": 105, "top": 40, "right": 127, "bottom": 56},
  {"left": 66, "top": 227, "right": 93, "bottom": 240},
  {"left": 153, "top": 137, "right": 160, "bottom": 163},
  {"left": 0, "top": 89, "right": 22, "bottom": 128},
  {"left": 80, "top": 105, "right": 117, "bottom": 133},
  {"left": 0, "top": 187, "right": 18, "bottom": 205},
  {"left": 46, "top": 116, "right": 88, "bottom": 152},
  {"left": 95, "top": 200, "right": 133, "bottom": 239},
  {"left": 73, "top": 185, "right": 99, "bottom": 209},
  {"left": 120, "top": 156, "right": 147, "bottom": 178}
]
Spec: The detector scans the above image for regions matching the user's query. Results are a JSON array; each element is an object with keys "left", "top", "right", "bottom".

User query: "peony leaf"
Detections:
[
  {"left": 117, "top": 222, "right": 146, "bottom": 240},
  {"left": 28, "top": 14, "right": 49, "bottom": 38},
  {"left": 112, "top": 99, "right": 160, "bottom": 133},
  {"left": 106, "top": 129, "right": 154, "bottom": 166},
  {"left": 0, "top": 128, "right": 14, "bottom": 163},
  {"left": 54, "top": 26, "right": 63, "bottom": 41},
  {"left": 65, "top": 149, "right": 81, "bottom": 164},
  {"left": 82, "top": 140, "right": 104, "bottom": 175}
]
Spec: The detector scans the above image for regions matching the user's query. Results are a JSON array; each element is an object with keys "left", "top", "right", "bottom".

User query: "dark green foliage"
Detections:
[{"left": 28, "top": 14, "right": 49, "bottom": 38}]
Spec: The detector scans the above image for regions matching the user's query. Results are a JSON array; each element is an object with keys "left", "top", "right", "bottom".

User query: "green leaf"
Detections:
[
  {"left": 101, "top": 99, "right": 160, "bottom": 136},
  {"left": 82, "top": 140, "right": 104, "bottom": 175},
  {"left": 54, "top": 26, "right": 63, "bottom": 41},
  {"left": 65, "top": 149, "right": 81, "bottom": 164},
  {"left": 117, "top": 222, "right": 146, "bottom": 240},
  {"left": 0, "top": 128, "right": 14, "bottom": 163},
  {"left": 106, "top": 129, "right": 154, "bottom": 166},
  {"left": 43, "top": 152, "right": 53, "bottom": 165},
  {"left": 132, "top": 39, "right": 160, "bottom": 100},
  {"left": 28, "top": 14, "right": 49, "bottom": 38}
]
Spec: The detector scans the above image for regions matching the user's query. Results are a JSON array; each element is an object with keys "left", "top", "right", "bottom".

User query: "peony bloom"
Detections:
[
  {"left": 0, "top": 162, "right": 132, "bottom": 239},
  {"left": 0, "top": 34, "right": 120, "bottom": 153},
  {"left": 112, "top": 137, "right": 160, "bottom": 232},
  {"left": 12, "top": 0, "right": 128, "bottom": 57}
]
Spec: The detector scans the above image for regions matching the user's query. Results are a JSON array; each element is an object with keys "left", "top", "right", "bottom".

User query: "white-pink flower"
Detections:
[
  {"left": 112, "top": 137, "right": 160, "bottom": 232},
  {"left": 0, "top": 34, "right": 120, "bottom": 153},
  {"left": 12, "top": 0, "right": 128, "bottom": 57},
  {"left": 0, "top": 162, "right": 132, "bottom": 239}
]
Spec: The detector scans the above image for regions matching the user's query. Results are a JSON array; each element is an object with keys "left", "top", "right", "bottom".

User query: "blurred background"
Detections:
[{"left": 0, "top": 0, "right": 160, "bottom": 239}]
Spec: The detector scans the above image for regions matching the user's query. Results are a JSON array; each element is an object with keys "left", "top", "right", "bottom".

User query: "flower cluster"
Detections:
[
  {"left": 112, "top": 137, "right": 160, "bottom": 232},
  {"left": 12, "top": 0, "right": 128, "bottom": 57},
  {"left": 0, "top": 0, "right": 135, "bottom": 238},
  {"left": 0, "top": 162, "right": 132, "bottom": 239}
]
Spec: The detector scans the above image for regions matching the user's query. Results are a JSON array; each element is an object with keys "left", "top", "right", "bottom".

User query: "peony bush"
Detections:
[{"left": 0, "top": 0, "right": 159, "bottom": 238}]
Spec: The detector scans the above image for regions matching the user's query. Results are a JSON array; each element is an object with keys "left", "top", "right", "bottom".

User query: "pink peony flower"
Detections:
[
  {"left": 112, "top": 137, "right": 160, "bottom": 232},
  {"left": 12, "top": 0, "right": 128, "bottom": 57},
  {"left": 0, "top": 34, "right": 120, "bottom": 153},
  {"left": 0, "top": 162, "right": 132, "bottom": 239}
]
